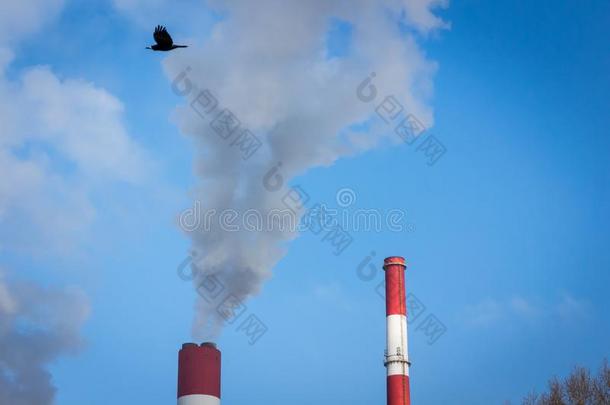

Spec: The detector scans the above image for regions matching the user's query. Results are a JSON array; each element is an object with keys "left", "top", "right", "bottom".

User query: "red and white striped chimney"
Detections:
[
  {"left": 384, "top": 256, "right": 411, "bottom": 405},
  {"left": 177, "top": 342, "right": 221, "bottom": 405}
]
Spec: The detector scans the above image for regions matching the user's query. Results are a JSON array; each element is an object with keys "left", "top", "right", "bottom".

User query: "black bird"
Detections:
[{"left": 147, "top": 25, "right": 188, "bottom": 51}]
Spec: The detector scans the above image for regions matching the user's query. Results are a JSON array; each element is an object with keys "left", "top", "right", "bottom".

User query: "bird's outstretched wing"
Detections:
[{"left": 154, "top": 25, "right": 173, "bottom": 47}]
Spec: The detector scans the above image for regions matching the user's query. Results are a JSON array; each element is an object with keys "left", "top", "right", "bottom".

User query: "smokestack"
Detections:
[
  {"left": 177, "top": 342, "right": 221, "bottom": 405},
  {"left": 383, "top": 256, "right": 411, "bottom": 405}
]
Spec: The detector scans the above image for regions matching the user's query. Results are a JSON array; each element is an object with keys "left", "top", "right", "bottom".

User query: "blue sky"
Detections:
[{"left": 1, "top": 1, "right": 609, "bottom": 404}]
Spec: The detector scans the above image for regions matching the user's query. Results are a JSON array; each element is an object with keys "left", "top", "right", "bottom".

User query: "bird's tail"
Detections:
[{"left": 174, "top": 45, "right": 188, "bottom": 48}]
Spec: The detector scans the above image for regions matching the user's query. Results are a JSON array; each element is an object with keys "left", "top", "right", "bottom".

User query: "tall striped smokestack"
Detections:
[
  {"left": 178, "top": 342, "right": 221, "bottom": 405},
  {"left": 384, "top": 256, "right": 411, "bottom": 405}
]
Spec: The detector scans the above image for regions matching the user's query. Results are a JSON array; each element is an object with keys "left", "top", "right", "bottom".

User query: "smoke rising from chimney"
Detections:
[{"left": 164, "top": 0, "right": 447, "bottom": 340}]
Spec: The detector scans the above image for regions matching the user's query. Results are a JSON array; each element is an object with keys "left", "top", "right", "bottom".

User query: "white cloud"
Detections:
[
  {"left": 0, "top": 0, "right": 154, "bottom": 250},
  {"left": 463, "top": 298, "right": 504, "bottom": 326},
  {"left": 509, "top": 296, "right": 543, "bottom": 318},
  {"left": 0, "top": 1, "right": 149, "bottom": 403},
  {"left": 0, "top": 277, "right": 17, "bottom": 315},
  {"left": 399, "top": 0, "right": 451, "bottom": 33},
  {"left": 463, "top": 294, "right": 590, "bottom": 327},
  {"left": 19, "top": 66, "right": 149, "bottom": 182},
  {"left": 0, "top": 56, "right": 151, "bottom": 254},
  {"left": 556, "top": 293, "right": 589, "bottom": 321},
  {"left": 313, "top": 282, "right": 353, "bottom": 311},
  {"left": 0, "top": 0, "right": 64, "bottom": 46},
  {"left": 112, "top": 0, "right": 214, "bottom": 34}
]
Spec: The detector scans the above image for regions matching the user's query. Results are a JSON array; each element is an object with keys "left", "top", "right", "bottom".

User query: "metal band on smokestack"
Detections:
[
  {"left": 178, "top": 342, "right": 221, "bottom": 405},
  {"left": 384, "top": 257, "right": 410, "bottom": 405}
]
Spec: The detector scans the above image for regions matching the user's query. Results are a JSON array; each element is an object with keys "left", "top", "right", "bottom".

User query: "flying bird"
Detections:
[{"left": 147, "top": 25, "right": 188, "bottom": 51}]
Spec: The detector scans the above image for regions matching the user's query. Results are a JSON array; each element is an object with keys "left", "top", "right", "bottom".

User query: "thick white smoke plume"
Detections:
[
  {"left": 0, "top": 272, "right": 89, "bottom": 405},
  {"left": 165, "top": 0, "right": 447, "bottom": 339}
]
